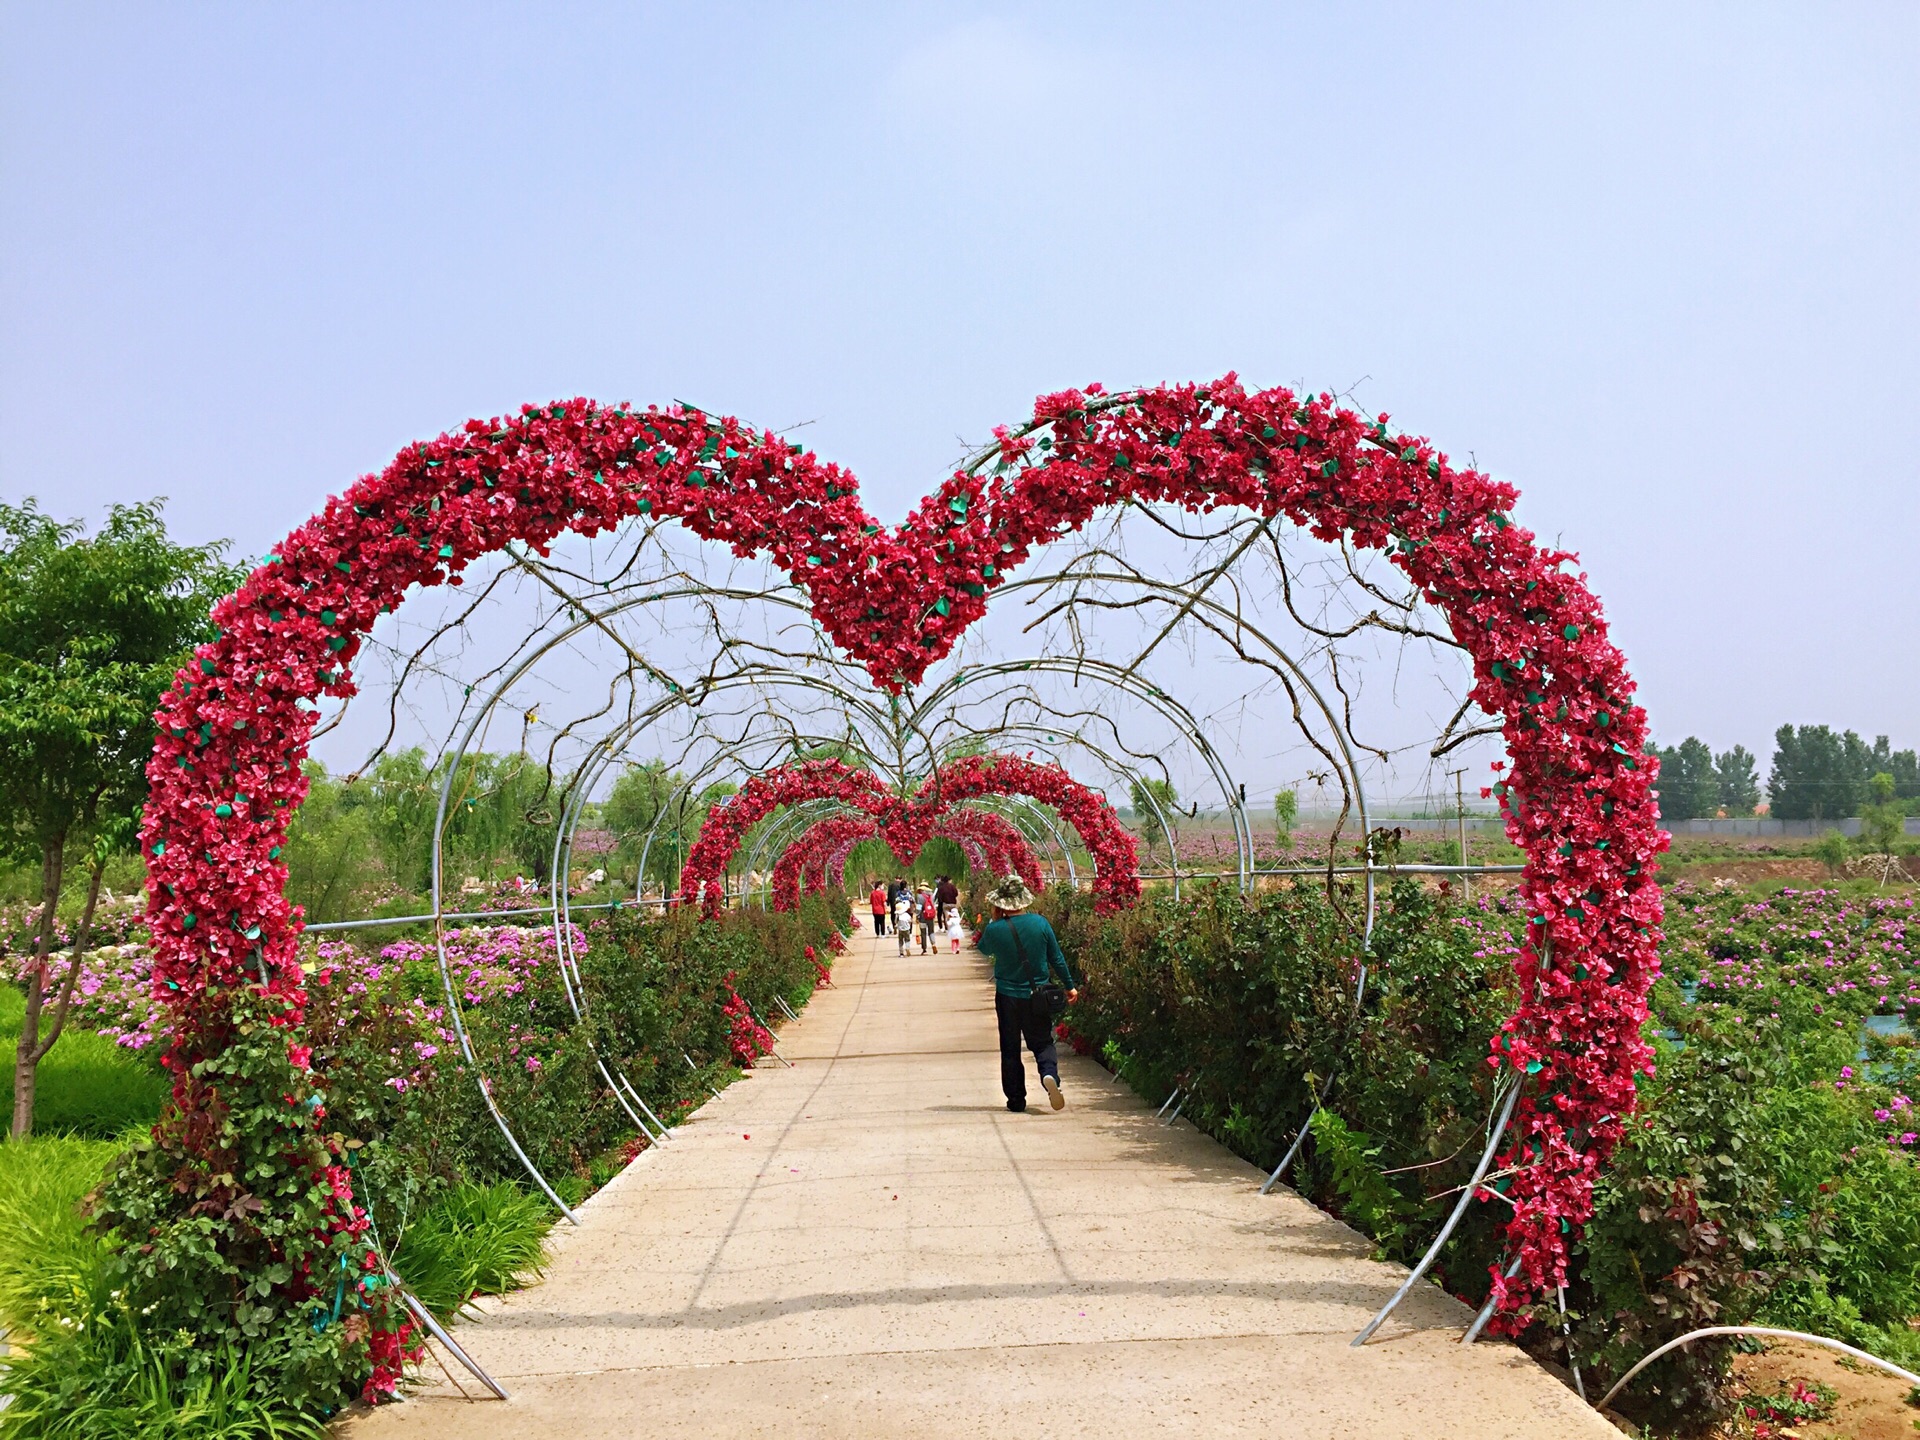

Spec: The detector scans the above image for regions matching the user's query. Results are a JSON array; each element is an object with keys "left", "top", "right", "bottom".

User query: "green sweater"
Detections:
[{"left": 976, "top": 912, "right": 1075, "bottom": 998}]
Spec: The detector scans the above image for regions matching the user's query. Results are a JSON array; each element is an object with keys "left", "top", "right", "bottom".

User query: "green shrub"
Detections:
[
  {"left": 389, "top": 1181, "right": 553, "bottom": 1321},
  {"left": 1307, "top": 1110, "right": 1418, "bottom": 1256},
  {"left": 0, "top": 1133, "right": 329, "bottom": 1438}
]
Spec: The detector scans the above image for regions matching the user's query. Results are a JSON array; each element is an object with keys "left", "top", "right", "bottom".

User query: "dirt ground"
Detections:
[
  {"left": 1663, "top": 857, "right": 1845, "bottom": 888},
  {"left": 1704, "top": 1339, "right": 1920, "bottom": 1439}
]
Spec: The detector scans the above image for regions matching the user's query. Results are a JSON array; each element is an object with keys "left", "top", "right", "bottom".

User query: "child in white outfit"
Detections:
[{"left": 946, "top": 907, "right": 964, "bottom": 952}]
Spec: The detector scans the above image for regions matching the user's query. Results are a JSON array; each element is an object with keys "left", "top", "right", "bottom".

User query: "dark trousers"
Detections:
[
  {"left": 995, "top": 991, "right": 1059, "bottom": 1107},
  {"left": 872, "top": 909, "right": 886, "bottom": 934}
]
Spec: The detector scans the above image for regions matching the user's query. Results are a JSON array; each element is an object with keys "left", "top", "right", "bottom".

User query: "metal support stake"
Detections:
[
  {"left": 1451, "top": 767, "right": 1471, "bottom": 909},
  {"left": 1155, "top": 1088, "right": 1181, "bottom": 1118},
  {"left": 617, "top": 1074, "right": 674, "bottom": 1142},
  {"left": 1352, "top": 1079, "right": 1523, "bottom": 1346},
  {"left": 394, "top": 1287, "right": 510, "bottom": 1401},
  {"left": 1558, "top": 1284, "right": 1586, "bottom": 1401},
  {"left": 685, "top": 1052, "right": 724, "bottom": 1100},
  {"left": 1462, "top": 1254, "right": 1525, "bottom": 1344},
  {"left": 743, "top": 999, "right": 794, "bottom": 1067},
  {"left": 1260, "top": 1102, "right": 1320, "bottom": 1194}
]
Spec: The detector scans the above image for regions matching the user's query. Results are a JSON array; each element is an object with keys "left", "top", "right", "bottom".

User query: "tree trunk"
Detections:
[
  {"left": 33, "top": 854, "right": 107, "bottom": 1066},
  {"left": 10, "top": 838, "right": 65, "bottom": 1140}
]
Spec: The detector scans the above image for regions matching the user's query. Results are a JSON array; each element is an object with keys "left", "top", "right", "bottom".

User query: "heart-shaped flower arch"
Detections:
[
  {"left": 770, "top": 814, "right": 882, "bottom": 912},
  {"left": 134, "top": 373, "right": 1664, "bottom": 1390},
  {"left": 679, "top": 753, "right": 1139, "bottom": 915},
  {"left": 768, "top": 808, "right": 1044, "bottom": 913}
]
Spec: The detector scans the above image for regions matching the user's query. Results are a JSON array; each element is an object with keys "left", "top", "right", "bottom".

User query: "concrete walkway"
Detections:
[{"left": 343, "top": 927, "right": 1613, "bottom": 1439}]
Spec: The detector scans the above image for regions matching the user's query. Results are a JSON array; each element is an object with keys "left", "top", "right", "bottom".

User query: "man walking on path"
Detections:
[
  {"left": 869, "top": 880, "right": 888, "bottom": 935},
  {"left": 935, "top": 873, "right": 959, "bottom": 923},
  {"left": 973, "top": 874, "right": 1078, "bottom": 1113}
]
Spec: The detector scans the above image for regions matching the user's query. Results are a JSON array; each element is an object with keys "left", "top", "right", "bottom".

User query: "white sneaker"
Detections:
[{"left": 1043, "top": 1075, "right": 1065, "bottom": 1111}]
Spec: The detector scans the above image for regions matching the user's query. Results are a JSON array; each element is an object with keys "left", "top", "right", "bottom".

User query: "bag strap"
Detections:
[{"left": 1007, "top": 921, "right": 1041, "bottom": 987}]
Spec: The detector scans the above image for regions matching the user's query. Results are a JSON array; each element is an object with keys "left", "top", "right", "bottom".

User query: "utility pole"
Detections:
[{"left": 1449, "top": 767, "right": 1471, "bottom": 908}]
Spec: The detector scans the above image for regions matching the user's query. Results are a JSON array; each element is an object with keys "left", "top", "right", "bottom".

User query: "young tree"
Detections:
[
  {"left": 1713, "top": 745, "right": 1761, "bottom": 816},
  {"left": 0, "top": 500, "right": 237, "bottom": 1137},
  {"left": 1128, "top": 776, "right": 1179, "bottom": 854},
  {"left": 1768, "top": 724, "right": 1872, "bottom": 820},
  {"left": 1859, "top": 772, "right": 1906, "bottom": 884},
  {"left": 1812, "top": 829, "right": 1852, "bottom": 877},
  {"left": 1273, "top": 787, "right": 1298, "bottom": 846},
  {"left": 603, "top": 760, "right": 735, "bottom": 889},
  {"left": 1652, "top": 737, "right": 1718, "bottom": 821}
]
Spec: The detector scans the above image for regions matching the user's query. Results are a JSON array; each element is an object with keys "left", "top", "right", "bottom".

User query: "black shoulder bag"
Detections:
[{"left": 1011, "top": 923, "right": 1069, "bottom": 1019}]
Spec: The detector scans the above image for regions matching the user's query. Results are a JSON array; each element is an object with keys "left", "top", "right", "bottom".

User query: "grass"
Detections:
[
  {"left": 0, "top": 1132, "right": 332, "bottom": 1438},
  {"left": 0, "top": 1323, "right": 328, "bottom": 1440},
  {"left": 0, "top": 1132, "right": 121, "bottom": 1336},
  {"left": 0, "top": 985, "right": 167, "bottom": 1138},
  {"left": 389, "top": 1181, "right": 554, "bottom": 1321}
]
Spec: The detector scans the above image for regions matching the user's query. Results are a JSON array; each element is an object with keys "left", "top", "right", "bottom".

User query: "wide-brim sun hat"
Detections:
[{"left": 986, "top": 873, "right": 1034, "bottom": 912}]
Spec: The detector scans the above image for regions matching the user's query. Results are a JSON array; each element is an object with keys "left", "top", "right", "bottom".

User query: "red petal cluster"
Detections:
[
  {"left": 720, "top": 975, "right": 775, "bottom": 1066},
  {"left": 682, "top": 753, "right": 1135, "bottom": 916},
  {"left": 770, "top": 814, "right": 880, "bottom": 911},
  {"left": 766, "top": 805, "right": 1046, "bottom": 911}
]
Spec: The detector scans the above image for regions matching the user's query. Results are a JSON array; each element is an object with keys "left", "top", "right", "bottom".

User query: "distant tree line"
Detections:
[
  {"left": 1652, "top": 726, "right": 1919, "bottom": 822},
  {"left": 283, "top": 751, "right": 741, "bottom": 924}
]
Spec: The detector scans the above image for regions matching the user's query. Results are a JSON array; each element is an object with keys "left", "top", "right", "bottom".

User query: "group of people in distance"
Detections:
[
  {"left": 868, "top": 873, "right": 962, "bottom": 954},
  {"left": 865, "top": 870, "right": 1079, "bottom": 1114}
]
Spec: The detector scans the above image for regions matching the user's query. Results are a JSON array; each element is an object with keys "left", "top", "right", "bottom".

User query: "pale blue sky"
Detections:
[{"left": 3, "top": 3, "right": 1915, "bottom": 766}]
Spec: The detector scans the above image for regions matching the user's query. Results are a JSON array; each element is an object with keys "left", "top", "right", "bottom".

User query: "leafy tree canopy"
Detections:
[
  {"left": 1129, "top": 776, "right": 1179, "bottom": 851},
  {"left": 0, "top": 499, "right": 239, "bottom": 861},
  {"left": 1768, "top": 725, "right": 1917, "bottom": 820}
]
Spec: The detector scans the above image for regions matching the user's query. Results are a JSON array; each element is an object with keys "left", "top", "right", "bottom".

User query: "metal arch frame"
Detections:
[
  {"left": 744, "top": 799, "right": 867, "bottom": 906},
  {"left": 908, "top": 656, "right": 1271, "bottom": 895},
  {"left": 993, "top": 569, "right": 1381, "bottom": 863},
  {"left": 552, "top": 731, "right": 873, "bottom": 1130},
  {"left": 545, "top": 677, "right": 891, "bottom": 946},
  {"left": 664, "top": 730, "right": 1135, "bottom": 909},
  {"left": 434, "top": 628, "right": 1351, "bottom": 1221},
  {"left": 604, "top": 673, "right": 1214, "bottom": 911},
  {"left": 773, "top": 800, "right": 1045, "bottom": 907},
  {"left": 959, "top": 794, "right": 1076, "bottom": 888},
  {"left": 426, "top": 585, "right": 908, "bottom": 1213},
  {"left": 912, "top": 657, "right": 1257, "bottom": 864},
  {"left": 779, "top": 812, "right": 885, "bottom": 901},
  {"left": 581, "top": 709, "right": 1119, "bottom": 917},
  {"left": 397, "top": 513, "right": 1523, "bottom": 1348},
  {"left": 553, "top": 676, "right": 897, "bottom": 901},
  {"left": 929, "top": 721, "right": 1187, "bottom": 897},
  {"left": 465, "top": 549, "right": 1297, "bottom": 921},
  {"left": 551, "top": 725, "right": 869, "bottom": 972},
  {"left": 951, "top": 579, "right": 1412, "bottom": 1226},
  {"left": 984, "top": 566, "right": 1540, "bottom": 1348}
]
